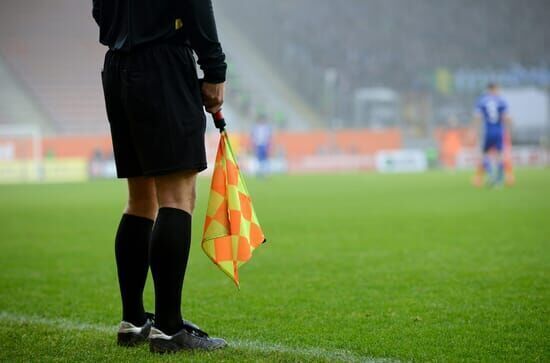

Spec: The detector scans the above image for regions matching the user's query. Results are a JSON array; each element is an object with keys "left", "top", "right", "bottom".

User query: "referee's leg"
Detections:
[
  {"left": 125, "top": 177, "right": 158, "bottom": 220},
  {"left": 115, "top": 177, "right": 157, "bottom": 329},
  {"left": 154, "top": 171, "right": 197, "bottom": 214},
  {"left": 150, "top": 170, "right": 197, "bottom": 335}
]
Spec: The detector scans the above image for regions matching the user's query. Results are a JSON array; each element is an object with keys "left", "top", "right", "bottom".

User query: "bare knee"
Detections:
[
  {"left": 125, "top": 177, "right": 158, "bottom": 220},
  {"left": 158, "top": 188, "right": 196, "bottom": 213},
  {"left": 154, "top": 171, "right": 198, "bottom": 215}
]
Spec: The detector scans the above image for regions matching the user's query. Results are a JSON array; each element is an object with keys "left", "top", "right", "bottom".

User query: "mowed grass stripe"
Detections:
[{"left": 0, "top": 311, "right": 396, "bottom": 363}]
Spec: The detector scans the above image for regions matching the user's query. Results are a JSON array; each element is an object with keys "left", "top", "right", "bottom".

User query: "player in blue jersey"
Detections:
[
  {"left": 472, "top": 83, "right": 512, "bottom": 187},
  {"left": 251, "top": 114, "right": 273, "bottom": 177}
]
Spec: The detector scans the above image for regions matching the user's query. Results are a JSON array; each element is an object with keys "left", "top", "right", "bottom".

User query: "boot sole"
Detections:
[
  {"left": 117, "top": 332, "right": 147, "bottom": 347},
  {"left": 149, "top": 339, "right": 189, "bottom": 354}
]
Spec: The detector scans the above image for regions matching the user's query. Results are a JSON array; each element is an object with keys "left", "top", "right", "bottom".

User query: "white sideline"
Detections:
[{"left": 0, "top": 311, "right": 398, "bottom": 362}]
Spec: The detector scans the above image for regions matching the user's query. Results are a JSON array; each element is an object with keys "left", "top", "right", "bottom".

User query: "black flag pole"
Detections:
[{"left": 213, "top": 110, "right": 226, "bottom": 133}]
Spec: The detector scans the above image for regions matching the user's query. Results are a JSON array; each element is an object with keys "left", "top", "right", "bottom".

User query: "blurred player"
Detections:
[
  {"left": 93, "top": 0, "right": 227, "bottom": 353},
  {"left": 472, "top": 83, "right": 512, "bottom": 187},
  {"left": 251, "top": 114, "right": 273, "bottom": 177}
]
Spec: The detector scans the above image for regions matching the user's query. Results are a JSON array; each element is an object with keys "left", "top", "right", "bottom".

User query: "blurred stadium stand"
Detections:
[
  {"left": 0, "top": 0, "right": 106, "bottom": 134},
  {"left": 0, "top": 0, "right": 550, "bottom": 147},
  {"left": 216, "top": 0, "right": 550, "bottom": 140},
  {"left": 0, "top": 54, "right": 49, "bottom": 130}
]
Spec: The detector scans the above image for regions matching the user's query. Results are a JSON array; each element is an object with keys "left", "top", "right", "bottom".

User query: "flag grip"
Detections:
[{"left": 213, "top": 111, "right": 226, "bottom": 132}]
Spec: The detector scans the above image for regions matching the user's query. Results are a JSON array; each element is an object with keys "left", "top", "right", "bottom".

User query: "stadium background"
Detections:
[
  {"left": 0, "top": 0, "right": 548, "bottom": 182},
  {"left": 0, "top": 2, "right": 549, "bottom": 362}
]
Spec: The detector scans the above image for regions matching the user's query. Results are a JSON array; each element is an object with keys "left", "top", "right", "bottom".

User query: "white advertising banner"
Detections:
[
  {"left": 0, "top": 158, "right": 88, "bottom": 183},
  {"left": 290, "top": 154, "right": 375, "bottom": 173},
  {"left": 375, "top": 150, "right": 428, "bottom": 173}
]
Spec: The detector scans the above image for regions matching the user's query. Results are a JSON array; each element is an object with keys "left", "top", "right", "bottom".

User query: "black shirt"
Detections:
[{"left": 92, "top": 0, "right": 226, "bottom": 83}]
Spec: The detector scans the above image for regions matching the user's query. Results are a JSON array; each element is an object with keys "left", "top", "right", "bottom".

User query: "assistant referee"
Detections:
[{"left": 92, "top": 0, "right": 227, "bottom": 353}]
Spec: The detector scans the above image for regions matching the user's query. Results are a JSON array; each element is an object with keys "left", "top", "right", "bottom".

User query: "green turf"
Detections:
[{"left": 0, "top": 169, "right": 548, "bottom": 362}]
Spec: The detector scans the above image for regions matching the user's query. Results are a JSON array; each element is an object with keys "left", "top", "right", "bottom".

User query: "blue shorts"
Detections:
[
  {"left": 483, "top": 134, "right": 503, "bottom": 152},
  {"left": 256, "top": 145, "right": 269, "bottom": 162}
]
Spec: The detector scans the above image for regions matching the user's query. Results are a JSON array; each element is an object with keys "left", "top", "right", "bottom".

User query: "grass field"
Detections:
[{"left": 0, "top": 169, "right": 548, "bottom": 362}]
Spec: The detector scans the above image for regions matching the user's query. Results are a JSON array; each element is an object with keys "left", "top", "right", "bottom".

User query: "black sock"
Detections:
[
  {"left": 115, "top": 214, "right": 154, "bottom": 326},
  {"left": 150, "top": 207, "right": 192, "bottom": 335}
]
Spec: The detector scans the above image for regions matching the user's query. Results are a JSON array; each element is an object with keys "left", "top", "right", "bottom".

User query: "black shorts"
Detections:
[{"left": 101, "top": 43, "right": 207, "bottom": 178}]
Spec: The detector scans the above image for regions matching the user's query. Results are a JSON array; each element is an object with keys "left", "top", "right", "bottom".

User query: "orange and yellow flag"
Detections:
[{"left": 202, "top": 112, "right": 266, "bottom": 287}]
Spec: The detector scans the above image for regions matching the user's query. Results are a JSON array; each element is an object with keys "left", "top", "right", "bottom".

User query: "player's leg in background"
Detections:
[
  {"left": 473, "top": 131, "right": 490, "bottom": 187},
  {"left": 257, "top": 145, "right": 269, "bottom": 178},
  {"left": 487, "top": 151, "right": 504, "bottom": 187},
  {"left": 149, "top": 170, "right": 197, "bottom": 335},
  {"left": 494, "top": 140, "right": 505, "bottom": 187},
  {"left": 115, "top": 177, "right": 157, "bottom": 326},
  {"left": 473, "top": 149, "right": 491, "bottom": 187}
]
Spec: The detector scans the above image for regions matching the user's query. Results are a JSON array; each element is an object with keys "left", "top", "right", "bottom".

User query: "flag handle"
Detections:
[{"left": 213, "top": 111, "right": 226, "bottom": 132}]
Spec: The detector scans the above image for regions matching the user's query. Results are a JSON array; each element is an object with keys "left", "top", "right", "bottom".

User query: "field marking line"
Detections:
[{"left": 0, "top": 311, "right": 398, "bottom": 363}]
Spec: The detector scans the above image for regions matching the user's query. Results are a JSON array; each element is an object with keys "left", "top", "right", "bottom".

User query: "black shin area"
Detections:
[
  {"left": 149, "top": 207, "right": 192, "bottom": 335},
  {"left": 115, "top": 214, "right": 154, "bottom": 326}
]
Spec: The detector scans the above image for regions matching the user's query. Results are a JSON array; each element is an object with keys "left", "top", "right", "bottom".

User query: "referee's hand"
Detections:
[{"left": 201, "top": 82, "right": 225, "bottom": 114}]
